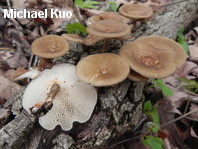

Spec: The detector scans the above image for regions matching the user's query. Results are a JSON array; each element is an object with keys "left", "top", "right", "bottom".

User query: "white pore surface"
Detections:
[{"left": 22, "top": 64, "right": 97, "bottom": 131}]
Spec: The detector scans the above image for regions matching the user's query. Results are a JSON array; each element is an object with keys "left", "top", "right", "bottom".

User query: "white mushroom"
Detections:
[{"left": 22, "top": 64, "right": 97, "bottom": 131}]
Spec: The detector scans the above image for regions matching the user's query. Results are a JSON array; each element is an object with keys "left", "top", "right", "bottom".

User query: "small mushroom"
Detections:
[
  {"left": 31, "top": 35, "right": 69, "bottom": 71},
  {"left": 119, "top": 3, "right": 154, "bottom": 28},
  {"left": 86, "top": 20, "right": 131, "bottom": 38},
  {"left": 22, "top": 64, "right": 97, "bottom": 131},
  {"left": 89, "top": 12, "right": 130, "bottom": 24},
  {"left": 86, "top": 20, "right": 131, "bottom": 51},
  {"left": 119, "top": 39, "right": 177, "bottom": 78},
  {"left": 61, "top": 34, "right": 84, "bottom": 44},
  {"left": 61, "top": 33, "right": 105, "bottom": 46},
  {"left": 76, "top": 53, "right": 130, "bottom": 86}
]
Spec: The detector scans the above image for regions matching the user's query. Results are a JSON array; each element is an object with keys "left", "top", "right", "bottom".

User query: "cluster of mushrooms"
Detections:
[{"left": 22, "top": 3, "right": 187, "bottom": 131}]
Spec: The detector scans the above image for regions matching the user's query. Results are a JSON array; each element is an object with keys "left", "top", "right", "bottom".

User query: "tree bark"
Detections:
[{"left": 0, "top": 0, "right": 198, "bottom": 149}]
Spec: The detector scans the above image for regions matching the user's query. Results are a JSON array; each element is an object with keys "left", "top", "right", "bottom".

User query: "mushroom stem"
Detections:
[
  {"left": 38, "top": 58, "right": 53, "bottom": 71},
  {"left": 101, "top": 39, "right": 110, "bottom": 53},
  {"left": 132, "top": 21, "right": 137, "bottom": 29}
]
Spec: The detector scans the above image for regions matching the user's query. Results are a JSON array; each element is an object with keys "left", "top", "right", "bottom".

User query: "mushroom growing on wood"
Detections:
[
  {"left": 62, "top": 33, "right": 105, "bottom": 46},
  {"left": 76, "top": 53, "right": 130, "bottom": 86},
  {"left": 119, "top": 37, "right": 178, "bottom": 78},
  {"left": 119, "top": 3, "right": 154, "bottom": 28},
  {"left": 22, "top": 64, "right": 97, "bottom": 131},
  {"left": 86, "top": 20, "right": 131, "bottom": 51},
  {"left": 134, "top": 36, "right": 187, "bottom": 68},
  {"left": 31, "top": 35, "right": 69, "bottom": 71},
  {"left": 86, "top": 20, "right": 131, "bottom": 38}
]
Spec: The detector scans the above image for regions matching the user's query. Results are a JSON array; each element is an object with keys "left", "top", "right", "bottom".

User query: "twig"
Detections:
[
  {"left": 0, "top": 47, "right": 15, "bottom": 52},
  {"left": 161, "top": 108, "right": 198, "bottom": 128}
]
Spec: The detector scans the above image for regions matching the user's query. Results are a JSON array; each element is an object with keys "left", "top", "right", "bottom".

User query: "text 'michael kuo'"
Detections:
[{"left": 3, "top": 9, "right": 73, "bottom": 19}]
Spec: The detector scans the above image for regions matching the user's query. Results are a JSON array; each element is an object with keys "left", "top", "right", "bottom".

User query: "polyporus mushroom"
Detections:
[
  {"left": 61, "top": 34, "right": 84, "bottom": 44},
  {"left": 134, "top": 36, "right": 187, "bottom": 68},
  {"left": 119, "top": 3, "right": 154, "bottom": 28},
  {"left": 119, "top": 39, "right": 177, "bottom": 78},
  {"left": 128, "top": 69, "right": 149, "bottom": 82},
  {"left": 31, "top": 35, "right": 69, "bottom": 71},
  {"left": 22, "top": 64, "right": 97, "bottom": 131},
  {"left": 61, "top": 33, "right": 105, "bottom": 46},
  {"left": 76, "top": 53, "right": 130, "bottom": 86},
  {"left": 89, "top": 12, "right": 130, "bottom": 24},
  {"left": 86, "top": 20, "right": 131, "bottom": 38},
  {"left": 86, "top": 20, "right": 131, "bottom": 51}
]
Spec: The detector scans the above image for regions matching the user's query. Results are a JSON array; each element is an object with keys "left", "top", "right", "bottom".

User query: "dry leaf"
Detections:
[
  {"left": 188, "top": 103, "right": 198, "bottom": 120},
  {"left": 6, "top": 52, "right": 28, "bottom": 68},
  {"left": 5, "top": 67, "right": 28, "bottom": 81},
  {"left": 189, "top": 37, "right": 198, "bottom": 62},
  {"left": 165, "top": 88, "right": 188, "bottom": 108},
  {"left": 174, "top": 61, "right": 197, "bottom": 80},
  {"left": 192, "top": 67, "right": 198, "bottom": 78},
  {"left": 158, "top": 100, "right": 187, "bottom": 148},
  {"left": 14, "top": 68, "right": 41, "bottom": 81},
  {"left": 0, "top": 51, "right": 13, "bottom": 61},
  {"left": 0, "top": 74, "right": 22, "bottom": 100}
]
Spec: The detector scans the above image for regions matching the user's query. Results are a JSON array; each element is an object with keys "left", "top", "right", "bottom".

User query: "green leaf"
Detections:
[
  {"left": 75, "top": 0, "right": 101, "bottom": 9},
  {"left": 154, "top": 79, "right": 173, "bottom": 96},
  {"left": 75, "top": 0, "right": 84, "bottom": 8},
  {"left": 147, "top": 122, "right": 159, "bottom": 133},
  {"left": 108, "top": 1, "right": 118, "bottom": 11},
  {"left": 143, "top": 136, "right": 164, "bottom": 149},
  {"left": 144, "top": 100, "right": 152, "bottom": 111},
  {"left": 66, "top": 23, "right": 87, "bottom": 35},
  {"left": 177, "top": 27, "right": 189, "bottom": 55},
  {"left": 84, "top": 0, "right": 101, "bottom": 5},
  {"left": 179, "top": 78, "right": 198, "bottom": 93},
  {"left": 151, "top": 108, "right": 160, "bottom": 125}
]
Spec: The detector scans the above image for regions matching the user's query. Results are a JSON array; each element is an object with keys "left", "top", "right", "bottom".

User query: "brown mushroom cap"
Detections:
[
  {"left": 89, "top": 12, "right": 130, "bottom": 24},
  {"left": 84, "top": 34, "right": 105, "bottom": 46},
  {"left": 61, "top": 34, "right": 84, "bottom": 43},
  {"left": 32, "top": 35, "right": 69, "bottom": 59},
  {"left": 76, "top": 53, "right": 130, "bottom": 86},
  {"left": 119, "top": 3, "right": 154, "bottom": 20},
  {"left": 86, "top": 20, "right": 131, "bottom": 38},
  {"left": 135, "top": 36, "right": 187, "bottom": 68},
  {"left": 119, "top": 41, "right": 176, "bottom": 78},
  {"left": 128, "top": 69, "right": 149, "bottom": 82}
]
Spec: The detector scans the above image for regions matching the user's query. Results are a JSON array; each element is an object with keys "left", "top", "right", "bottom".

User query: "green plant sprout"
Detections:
[
  {"left": 144, "top": 100, "right": 160, "bottom": 125},
  {"left": 178, "top": 78, "right": 198, "bottom": 93},
  {"left": 177, "top": 27, "right": 189, "bottom": 55},
  {"left": 105, "top": 1, "right": 118, "bottom": 11},
  {"left": 151, "top": 79, "right": 174, "bottom": 96},
  {"left": 75, "top": 0, "right": 101, "bottom": 9},
  {"left": 143, "top": 100, "right": 164, "bottom": 149},
  {"left": 66, "top": 22, "right": 87, "bottom": 35},
  {"left": 143, "top": 136, "right": 164, "bottom": 149}
]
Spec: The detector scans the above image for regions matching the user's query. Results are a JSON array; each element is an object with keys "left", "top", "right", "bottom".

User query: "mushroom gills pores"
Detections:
[{"left": 22, "top": 64, "right": 97, "bottom": 131}]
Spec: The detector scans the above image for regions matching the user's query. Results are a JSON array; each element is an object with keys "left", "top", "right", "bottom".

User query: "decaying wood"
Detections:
[{"left": 0, "top": 0, "right": 198, "bottom": 149}]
